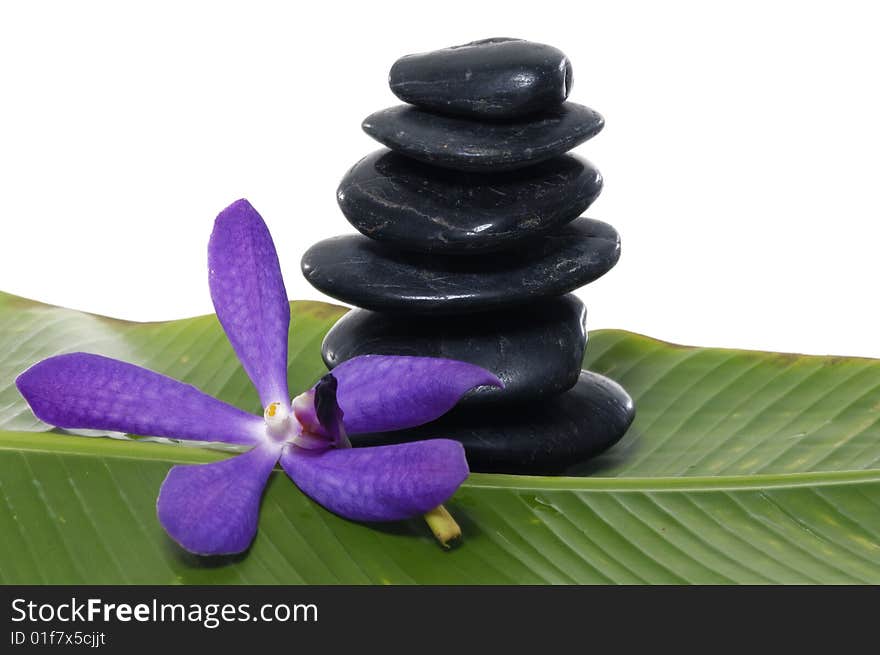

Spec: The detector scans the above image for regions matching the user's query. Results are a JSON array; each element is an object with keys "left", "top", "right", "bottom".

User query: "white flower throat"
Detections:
[
  {"left": 263, "top": 401, "right": 294, "bottom": 440},
  {"left": 263, "top": 393, "right": 329, "bottom": 450}
]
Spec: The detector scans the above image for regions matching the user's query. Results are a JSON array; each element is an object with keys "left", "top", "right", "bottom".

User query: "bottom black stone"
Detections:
[{"left": 352, "top": 371, "right": 635, "bottom": 475}]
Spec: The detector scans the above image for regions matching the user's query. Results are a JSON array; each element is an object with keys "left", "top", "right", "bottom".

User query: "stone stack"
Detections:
[{"left": 302, "top": 38, "right": 634, "bottom": 474}]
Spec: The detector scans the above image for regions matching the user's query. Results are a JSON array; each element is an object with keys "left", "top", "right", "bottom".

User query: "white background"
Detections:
[{"left": 1, "top": 1, "right": 878, "bottom": 357}]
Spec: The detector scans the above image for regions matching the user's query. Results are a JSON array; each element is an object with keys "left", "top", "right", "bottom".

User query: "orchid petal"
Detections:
[
  {"left": 281, "top": 439, "right": 468, "bottom": 522},
  {"left": 157, "top": 442, "right": 281, "bottom": 556},
  {"left": 330, "top": 355, "right": 502, "bottom": 434},
  {"left": 16, "top": 353, "right": 263, "bottom": 444},
  {"left": 208, "top": 199, "right": 290, "bottom": 407}
]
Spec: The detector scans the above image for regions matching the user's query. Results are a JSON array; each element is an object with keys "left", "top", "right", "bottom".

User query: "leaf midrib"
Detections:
[{"left": 3, "top": 430, "right": 879, "bottom": 493}]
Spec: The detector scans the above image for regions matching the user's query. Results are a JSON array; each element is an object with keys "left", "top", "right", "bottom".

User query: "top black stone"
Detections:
[
  {"left": 362, "top": 103, "right": 604, "bottom": 172},
  {"left": 389, "top": 37, "right": 573, "bottom": 119}
]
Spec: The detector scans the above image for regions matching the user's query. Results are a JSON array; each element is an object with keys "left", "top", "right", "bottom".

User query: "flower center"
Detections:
[
  {"left": 263, "top": 401, "right": 294, "bottom": 441},
  {"left": 261, "top": 394, "right": 329, "bottom": 450},
  {"left": 268, "top": 377, "right": 348, "bottom": 451}
]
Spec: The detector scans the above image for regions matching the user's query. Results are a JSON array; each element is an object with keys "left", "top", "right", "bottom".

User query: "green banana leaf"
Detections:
[{"left": 1, "top": 291, "right": 878, "bottom": 584}]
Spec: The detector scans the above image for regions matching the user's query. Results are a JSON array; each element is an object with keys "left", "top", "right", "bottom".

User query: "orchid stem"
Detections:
[{"left": 424, "top": 505, "right": 461, "bottom": 548}]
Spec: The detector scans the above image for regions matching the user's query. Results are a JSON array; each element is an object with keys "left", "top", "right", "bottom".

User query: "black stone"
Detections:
[
  {"left": 300, "top": 217, "right": 620, "bottom": 315},
  {"left": 389, "top": 37, "right": 572, "bottom": 119},
  {"left": 361, "top": 103, "right": 604, "bottom": 172},
  {"left": 352, "top": 371, "right": 635, "bottom": 475},
  {"left": 337, "top": 149, "right": 602, "bottom": 254},
  {"left": 322, "top": 295, "right": 588, "bottom": 405}
]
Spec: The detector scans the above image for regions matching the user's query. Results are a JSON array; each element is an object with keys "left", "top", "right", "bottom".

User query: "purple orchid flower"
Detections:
[{"left": 15, "top": 199, "right": 502, "bottom": 556}]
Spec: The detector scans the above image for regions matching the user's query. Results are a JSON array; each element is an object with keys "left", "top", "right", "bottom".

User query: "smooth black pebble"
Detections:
[
  {"left": 353, "top": 371, "right": 635, "bottom": 475},
  {"left": 389, "top": 37, "right": 573, "bottom": 119},
  {"left": 300, "top": 217, "right": 620, "bottom": 315},
  {"left": 322, "top": 294, "right": 588, "bottom": 405},
  {"left": 337, "top": 149, "right": 602, "bottom": 254},
  {"left": 362, "top": 103, "right": 604, "bottom": 172}
]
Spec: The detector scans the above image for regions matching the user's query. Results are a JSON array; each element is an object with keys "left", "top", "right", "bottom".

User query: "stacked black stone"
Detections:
[{"left": 302, "top": 38, "right": 635, "bottom": 474}]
